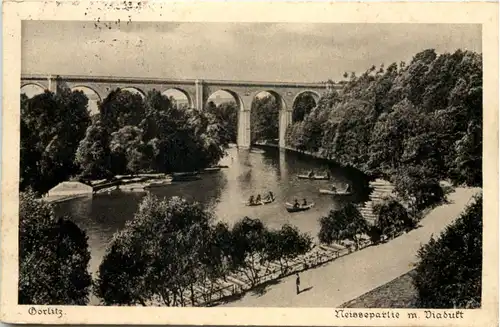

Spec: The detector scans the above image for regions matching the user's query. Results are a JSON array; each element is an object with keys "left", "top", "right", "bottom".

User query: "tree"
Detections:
[
  {"left": 231, "top": 217, "right": 269, "bottom": 286},
  {"left": 251, "top": 94, "right": 280, "bottom": 143},
  {"left": 20, "top": 89, "right": 91, "bottom": 194},
  {"left": 75, "top": 120, "right": 112, "bottom": 179},
  {"left": 318, "top": 203, "right": 368, "bottom": 250},
  {"left": 265, "top": 224, "right": 312, "bottom": 275},
  {"left": 392, "top": 166, "right": 444, "bottom": 213},
  {"left": 205, "top": 100, "right": 239, "bottom": 144},
  {"left": 284, "top": 48, "right": 482, "bottom": 204},
  {"left": 109, "top": 126, "right": 149, "bottom": 174},
  {"left": 95, "top": 194, "right": 217, "bottom": 306},
  {"left": 452, "top": 121, "right": 482, "bottom": 186},
  {"left": 19, "top": 191, "right": 92, "bottom": 305},
  {"left": 99, "top": 89, "right": 145, "bottom": 133},
  {"left": 373, "top": 198, "right": 413, "bottom": 239},
  {"left": 413, "top": 194, "right": 482, "bottom": 308},
  {"left": 292, "top": 93, "right": 317, "bottom": 122}
]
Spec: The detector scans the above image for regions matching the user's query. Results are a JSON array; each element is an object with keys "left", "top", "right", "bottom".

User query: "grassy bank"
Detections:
[{"left": 340, "top": 270, "right": 418, "bottom": 308}]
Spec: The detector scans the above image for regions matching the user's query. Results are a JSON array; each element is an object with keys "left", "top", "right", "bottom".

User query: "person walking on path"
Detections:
[{"left": 295, "top": 273, "right": 301, "bottom": 295}]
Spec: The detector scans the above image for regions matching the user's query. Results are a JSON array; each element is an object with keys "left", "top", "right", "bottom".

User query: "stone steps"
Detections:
[{"left": 360, "top": 179, "right": 397, "bottom": 224}]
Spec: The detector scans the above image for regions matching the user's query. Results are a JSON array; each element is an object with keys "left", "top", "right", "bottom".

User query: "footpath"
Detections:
[{"left": 222, "top": 187, "right": 481, "bottom": 307}]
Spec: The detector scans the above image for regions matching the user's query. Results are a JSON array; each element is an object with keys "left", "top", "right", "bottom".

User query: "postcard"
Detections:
[{"left": 1, "top": 1, "right": 498, "bottom": 326}]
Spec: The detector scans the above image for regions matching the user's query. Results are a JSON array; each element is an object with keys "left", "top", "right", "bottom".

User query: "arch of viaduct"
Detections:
[{"left": 21, "top": 74, "right": 341, "bottom": 148}]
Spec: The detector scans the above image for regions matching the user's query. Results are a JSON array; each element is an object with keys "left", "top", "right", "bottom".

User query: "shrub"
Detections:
[
  {"left": 373, "top": 198, "right": 414, "bottom": 238},
  {"left": 318, "top": 203, "right": 368, "bottom": 250}
]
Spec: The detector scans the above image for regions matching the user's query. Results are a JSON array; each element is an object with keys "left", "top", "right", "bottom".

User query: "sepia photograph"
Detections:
[{"left": 1, "top": 1, "right": 498, "bottom": 326}]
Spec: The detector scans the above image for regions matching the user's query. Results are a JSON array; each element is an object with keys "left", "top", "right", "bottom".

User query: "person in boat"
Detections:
[
  {"left": 302, "top": 198, "right": 308, "bottom": 206},
  {"left": 308, "top": 170, "right": 315, "bottom": 178},
  {"left": 293, "top": 199, "right": 300, "bottom": 208},
  {"left": 267, "top": 191, "right": 274, "bottom": 201},
  {"left": 326, "top": 171, "right": 331, "bottom": 179},
  {"left": 248, "top": 195, "right": 255, "bottom": 205},
  {"left": 331, "top": 184, "right": 337, "bottom": 192},
  {"left": 256, "top": 194, "right": 262, "bottom": 203}
]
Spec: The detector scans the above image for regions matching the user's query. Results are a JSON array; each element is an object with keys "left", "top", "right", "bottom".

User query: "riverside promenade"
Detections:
[{"left": 223, "top": 187, "right": 481, "bottom": 307}]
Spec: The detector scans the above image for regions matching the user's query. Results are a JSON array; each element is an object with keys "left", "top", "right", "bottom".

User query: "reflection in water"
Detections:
[{"left": 54, "top": 147, "right": 370, "bottom": 275}]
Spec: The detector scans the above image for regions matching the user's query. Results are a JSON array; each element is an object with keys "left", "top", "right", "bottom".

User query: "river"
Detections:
[{"left": 53, "top": 146, "right": 370, "bottom": 276}]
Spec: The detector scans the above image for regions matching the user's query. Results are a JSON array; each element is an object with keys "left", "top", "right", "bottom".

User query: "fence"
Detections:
[{"left": 180, "top": 238, "right": 375, "bottom": 306}]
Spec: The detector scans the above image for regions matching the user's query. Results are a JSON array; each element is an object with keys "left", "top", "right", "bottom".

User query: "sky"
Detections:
[{"left": 22, "top": 22, "right": 481, "bottom": 83}]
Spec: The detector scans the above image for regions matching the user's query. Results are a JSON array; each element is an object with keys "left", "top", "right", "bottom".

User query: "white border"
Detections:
[{"left": 1, "top": 1, "right": 498, "bottom": 326}]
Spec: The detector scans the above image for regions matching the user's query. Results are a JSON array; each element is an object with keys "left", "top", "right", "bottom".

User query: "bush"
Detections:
[
  {"left": 373, "top": 198, "right": 414, "bottom": 238},
  {"left": 318, "top": 203, "right": 368, "bottom": 249},
  {"left": 413, "top": 194, "right": 482, "bottom": 308},
  {"left": 392, "top": 166, "right": 445, "bottom": 212},
  {"left": 19, "top": 191, "right": 92, "bottom": 305}
]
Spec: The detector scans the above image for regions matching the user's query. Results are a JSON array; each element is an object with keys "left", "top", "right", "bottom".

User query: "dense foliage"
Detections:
[
  {"left": 20, "top": 89, "right": 91, "bottom": 194},
  {"left": 292, "top": 92, "right": 317, "bottom": 122},
  {"left": 19, "top": 191, "right": 92, "bottom": 305},
  {"left": 205, "top": 100, "right": 239, "bottom": 143},
  {"left": 318, "top": 203, "right": 368, "bottom": 249},
  {"left": 95, "top": 195, "right": 311, "bottom": 306},
  {"left": 372, "top": 198, "right": 414, "bottom": 239},
  {"left": 250, "top": 94, "right": 280, "bottom": 143},
  {"left": 76, "top": 89, "right": 230, "bottom": 177},
  {"left": 285, "top": 49, "right": 482, "bottom": 190},
  {"left": 413, "top": 194, "right": 482, "bottom": 308}
]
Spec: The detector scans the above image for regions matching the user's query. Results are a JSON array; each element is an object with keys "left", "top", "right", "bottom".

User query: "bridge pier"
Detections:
[
  {"left": 237, "top": 110, "right": 251, "bottom": 148},
  {"left": 279, "top": 109, "right": 292, "bottom": 148}
]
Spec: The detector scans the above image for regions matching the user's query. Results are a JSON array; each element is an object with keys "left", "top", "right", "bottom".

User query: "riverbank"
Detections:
[{"left": 221, "top": 187, "right": 481, "bottom": 307}]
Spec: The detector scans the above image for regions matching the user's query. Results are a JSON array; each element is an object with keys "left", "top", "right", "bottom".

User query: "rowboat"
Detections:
[
  {"left": 319, "top": 189, "right": 352, "bottom": 195},
  {"left": 250, "top": 149, "right": 266, "bottom": 154},
  {"left": 285, "top": 202, "right": 315, "bottom": 213},
  {"left": 244, "top": 198, "right": 276, "bottom": 206},
  {"left": 297, "top": 174, "right": 330, "bottom": 180},
  {"left": 319, "top": 184, "right": 352, "bottom": 195}
]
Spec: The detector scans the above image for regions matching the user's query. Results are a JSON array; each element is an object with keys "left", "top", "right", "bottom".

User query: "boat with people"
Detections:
[
  {"left": 319, "top": 183, "right": 352, "bottom": 195},
  {"left": 245, "top": 198, "right": 276, "bottom": 206},
  {"left": 297, "top": 170, "right": 331, "bottom": 180},
  {"left": 285, "top": 200, "right": 315, "bottom": 213},
  {"left": 244, "top": 192, "right": 276, "bottom": 206}
]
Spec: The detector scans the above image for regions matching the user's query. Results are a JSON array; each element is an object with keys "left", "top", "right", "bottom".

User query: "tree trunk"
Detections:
[
  {"left": 179, "top": 288, "right": 185, "bottom": 307},
  {"left": 190, "top": 284, "right": 195, "bottom": 306}
]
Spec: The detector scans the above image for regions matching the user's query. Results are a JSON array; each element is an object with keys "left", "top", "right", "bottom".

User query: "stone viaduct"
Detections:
[{"left": 21, "top": 74, "right": 341, "bottom": 148}]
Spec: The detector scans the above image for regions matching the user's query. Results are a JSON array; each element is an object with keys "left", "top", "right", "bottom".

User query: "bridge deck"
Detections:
[{"left": 21, "top": 73, "right": 338, "bottom": 89}]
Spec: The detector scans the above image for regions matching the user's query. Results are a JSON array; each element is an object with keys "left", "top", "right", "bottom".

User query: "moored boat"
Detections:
[
  {"left": 171, "top": 172, "right": 202, "bottom": 181},
  {"left": 319, "top": 184, "right": 352, "bottom": 195},
  {"left": 203, "top": 167, "right": 222, "bottom": 173},
  {"left": 319, "top": 189, "right": 352, "bottom": 195},
  {"left": 285, "top": 202, "right": 315, "bottom": 213},
  {"left": 297, "top": 174, "right": 330, "bottom": 180}
]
